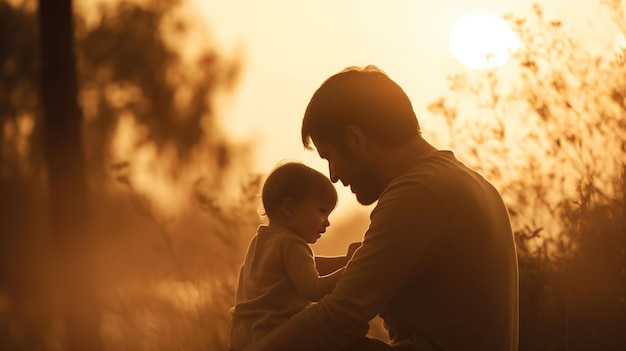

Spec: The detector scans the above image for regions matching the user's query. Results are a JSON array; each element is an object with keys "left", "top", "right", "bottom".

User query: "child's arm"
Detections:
[
  {"left": 288, "top": 241, "right": 362, "bottom": 302},
  {"left": 314, "top": 242, "right": 362, "bottom": 276},
  {"left": 305, "top": 268, "right": 344, "bottom": 301},
  {"left": 314, "top": 256, "right": 347, "bottom": 276}
]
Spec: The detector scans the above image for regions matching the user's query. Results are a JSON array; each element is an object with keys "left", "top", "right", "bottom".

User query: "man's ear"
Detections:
[
  {"left": 344, "top": 125, "right": 366, "bottom": 153},
  {"left": 280, "top": 198, "right": 296, "bottom": 218}
]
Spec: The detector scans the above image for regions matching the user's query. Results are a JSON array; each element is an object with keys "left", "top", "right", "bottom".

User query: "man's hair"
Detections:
[
  {"left": 302, "top": 65, "right": 421, "bottom": 150},
  {"left": 261, "top": 161, "right": 337, "bottom": 219}
]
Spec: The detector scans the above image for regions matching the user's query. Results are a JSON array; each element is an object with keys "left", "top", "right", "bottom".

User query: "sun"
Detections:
[{"left": 449, "top": 13, "right": 521, "bottom": 69}]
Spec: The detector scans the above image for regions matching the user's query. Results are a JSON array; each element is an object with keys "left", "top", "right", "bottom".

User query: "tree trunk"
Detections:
[{"left": 37, "top": 0, "right": 102, "bottom": 349}]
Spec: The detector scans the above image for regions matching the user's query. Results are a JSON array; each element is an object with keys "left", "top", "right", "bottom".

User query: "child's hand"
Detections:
[{"left": 346, "top": 242, "right": 362, "bottom": 260}]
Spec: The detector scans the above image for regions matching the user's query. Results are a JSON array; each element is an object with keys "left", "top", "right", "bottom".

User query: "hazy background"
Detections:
[
  {"left": 1, "top": 0, "right": 625, "bottom": 349},
  {"left": 194, "top": 0, "right": 617, "bottom": 219},
  {"left": 190, "top": 0, "right": 622, "bottom": 256}
]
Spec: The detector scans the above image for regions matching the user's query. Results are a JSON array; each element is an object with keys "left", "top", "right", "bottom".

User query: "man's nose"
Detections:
[
  {"left": 329, "top": 164, "right": 338, "bottom": 183},
  {"left": 324, "top": 218, "right": 330, "bottom": 227}
]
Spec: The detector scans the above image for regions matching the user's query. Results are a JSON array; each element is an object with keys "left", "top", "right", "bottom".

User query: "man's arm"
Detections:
[
  {"left": 246, "top": 184, "right": 444, "bottom": 351},
  {"left": 244, "top": 308, "right": 341, "bottom": 351}
]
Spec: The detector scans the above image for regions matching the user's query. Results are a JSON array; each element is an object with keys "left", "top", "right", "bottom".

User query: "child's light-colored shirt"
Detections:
[{"left": 228, "top": 225, "right": 320, "bottom": 350}]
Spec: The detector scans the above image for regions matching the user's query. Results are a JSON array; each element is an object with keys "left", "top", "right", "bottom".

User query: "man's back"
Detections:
[
  {"left": 377, "top": 150, "right": 519, "bottom": 349},
  {"left": 307, "top": 150, "right": 518, "bottom": 350}
]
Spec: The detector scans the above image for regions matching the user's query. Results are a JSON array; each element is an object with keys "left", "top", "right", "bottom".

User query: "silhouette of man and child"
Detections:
[{"left": 228, "top": 66, "right": 519, "bottom": 351}]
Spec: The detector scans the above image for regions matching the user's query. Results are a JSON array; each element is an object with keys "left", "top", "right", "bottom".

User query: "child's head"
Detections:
[{"left": 261, "top": 161, "right": 338, "bottom": 243}]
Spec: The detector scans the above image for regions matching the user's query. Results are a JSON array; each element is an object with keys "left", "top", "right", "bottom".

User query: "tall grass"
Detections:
[
  {"left": 515, "top": 169, "right": 626, "bottom": 349},
  {"left": 428, "top": 2, "right": 626, "bottom": 349}
]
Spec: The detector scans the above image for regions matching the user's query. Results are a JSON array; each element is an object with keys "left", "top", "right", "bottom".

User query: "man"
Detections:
[{"left": 246, "top": 65, "right": 519, "bottom": 351}]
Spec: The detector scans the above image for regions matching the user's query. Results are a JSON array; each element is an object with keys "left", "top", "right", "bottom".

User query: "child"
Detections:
[{"left": 228, "top": 161, "right": 360, "bottom": 351}]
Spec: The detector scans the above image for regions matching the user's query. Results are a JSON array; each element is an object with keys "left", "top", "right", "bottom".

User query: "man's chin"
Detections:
[{"left": 355, "top": 192, "right": 378, "bottom": 206}]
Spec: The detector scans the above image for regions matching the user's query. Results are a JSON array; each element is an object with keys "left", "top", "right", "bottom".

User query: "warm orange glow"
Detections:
[
  {"left": 449, "top": 13, "right": 520, "bottom": 69},
  {"left": 614, "top": 32, "right": 626, "bottom": 63},
  {"left": 110, "top": 113, "right": 187, "bottom": 217},
  {"left": 3, "top": 0, "right": 626, "bottom": 349},
  {"left": 2, "top": 113, "right": 35, "bottom": 175}
]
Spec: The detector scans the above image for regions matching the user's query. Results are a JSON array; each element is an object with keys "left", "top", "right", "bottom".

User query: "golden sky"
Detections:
[{"left": 188, "top": 0, "right": 619, "bottom": 219}]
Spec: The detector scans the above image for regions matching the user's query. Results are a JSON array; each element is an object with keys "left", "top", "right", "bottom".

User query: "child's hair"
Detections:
[{"left": 261, "top": 161, "right": 337, "bottom": 219}]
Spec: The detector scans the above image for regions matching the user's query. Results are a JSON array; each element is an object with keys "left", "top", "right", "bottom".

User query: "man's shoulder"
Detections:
[
  {"left": 386, "top": 151, "right": 460, "bottom": 190},
  {"left": 375, "top": 150, "right": 473, "bottom": 213}
]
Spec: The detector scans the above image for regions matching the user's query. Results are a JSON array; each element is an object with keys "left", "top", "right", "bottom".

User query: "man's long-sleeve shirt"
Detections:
[{"left": 269, "top": 151, "right": 519, "bottom": 350}]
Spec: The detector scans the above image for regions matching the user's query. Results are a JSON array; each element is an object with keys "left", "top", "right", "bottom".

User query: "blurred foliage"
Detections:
[
  {"left": 3, "top": 0, "right": 623, "bottom": 349},
  {"left": 428, "top": 2, "right": 626, "bottom": 349},
  {"left": 1, "top": 0, "right": 260, "bottom": 349},
  {"left": 75, "top": 0, "right": 241, "bottom": 178},
  {"left": 429, "top": 4, "right": 626, "bottom": 235},
  {"left": 515, "top": 172, "right": 626, "bottom": 350},
  {"left": 0, "top": 1, "right": 42, "bottom": 176}
]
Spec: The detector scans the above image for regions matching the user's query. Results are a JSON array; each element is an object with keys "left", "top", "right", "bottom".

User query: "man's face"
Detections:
[{"left": 313, "top": 139, "right": 385, "bottom": 205}]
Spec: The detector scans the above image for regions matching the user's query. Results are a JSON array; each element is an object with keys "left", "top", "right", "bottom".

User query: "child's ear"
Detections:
[{"left": 280, "top": 198, "right": 296, "bottom": 218}]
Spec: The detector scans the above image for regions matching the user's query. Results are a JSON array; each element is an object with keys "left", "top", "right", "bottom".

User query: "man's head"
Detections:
[
  {"left": 301, "top": 65, "right": 421, "bottom": 205},
  {"left": 301, "top": 65, "right": 421, "bottom": 150}
]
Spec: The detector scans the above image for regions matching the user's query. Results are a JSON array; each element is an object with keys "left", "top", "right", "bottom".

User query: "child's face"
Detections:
[{"left": 289, "top": 196, "right": 333, "bottom": 244}]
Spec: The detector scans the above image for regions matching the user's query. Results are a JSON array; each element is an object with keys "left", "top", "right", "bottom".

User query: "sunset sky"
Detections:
[
  {"left": 188, "top": 0, "right": 619, "bottom": 220},
  {"left": 2, "top": 2, "right": 622, "bottom": 348}
]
